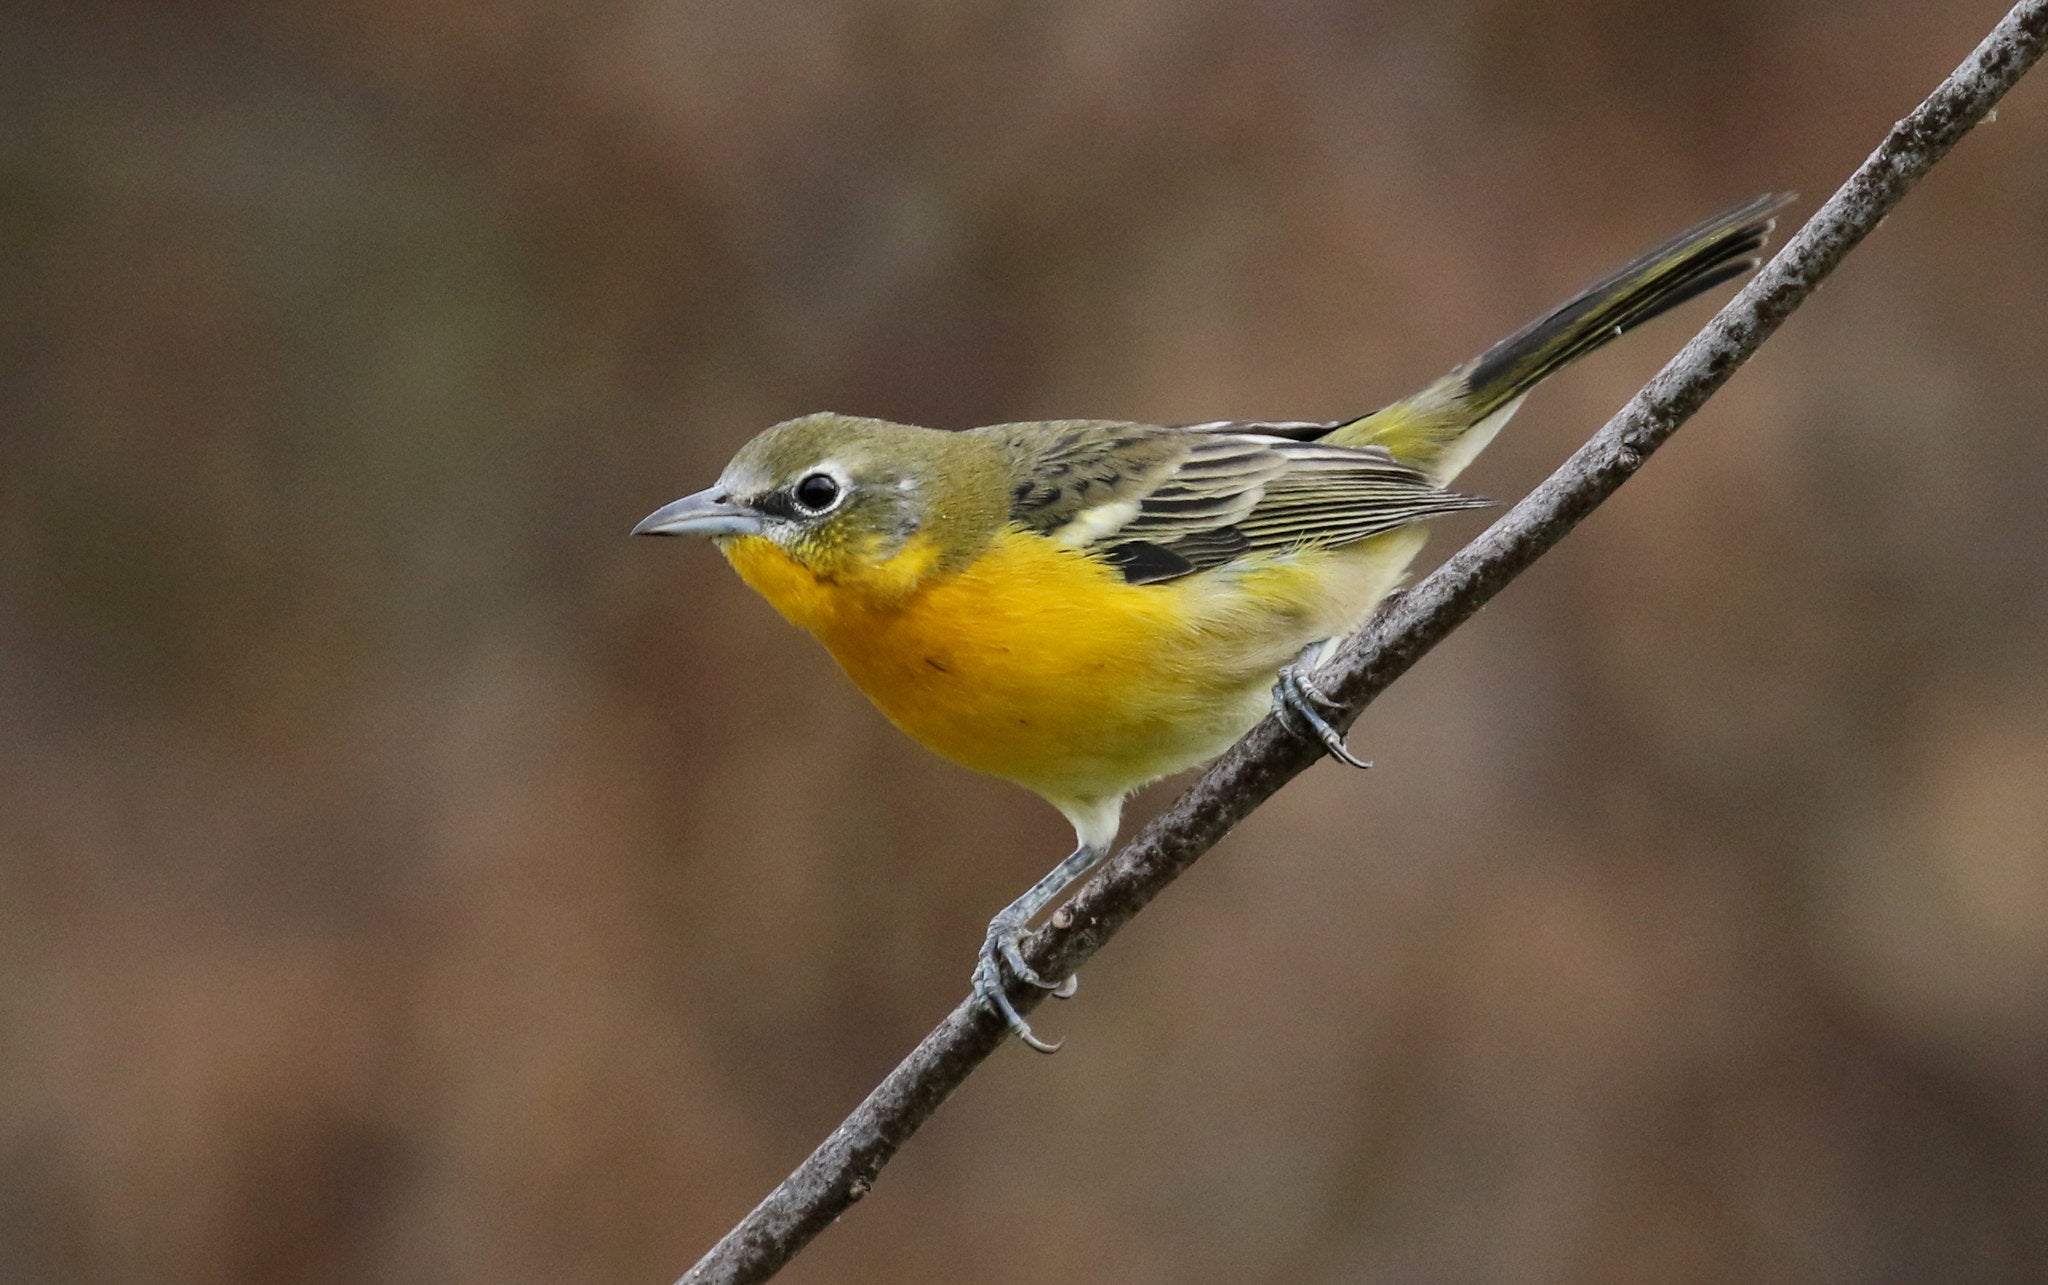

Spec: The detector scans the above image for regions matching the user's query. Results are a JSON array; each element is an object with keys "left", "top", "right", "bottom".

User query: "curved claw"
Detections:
[
  {"left": 1273, "top": 666, "right": 1373, "bottom": 770},
  {"left": 971, "top": 955, "right": 1064, "bottom": 1053},
  {"left": 1016, "top": 1024, "right": 1064, "bottom": 1055},
  {"left": 1051, "top": 974, "right": 1079, "bottom": 1000}
]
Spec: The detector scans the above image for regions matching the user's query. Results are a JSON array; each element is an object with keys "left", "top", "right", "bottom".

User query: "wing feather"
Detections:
[{"left": 996, "top": 419, "right": 1488, "bottom": 585}]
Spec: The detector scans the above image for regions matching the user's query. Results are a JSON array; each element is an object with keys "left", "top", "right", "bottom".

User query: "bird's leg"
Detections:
[
  {"left": 1273, "top": 649, "right": 1373, "bottom": 770},
  {"left": 972, "top": 842, "right": 1103, "bottom": 1054}
]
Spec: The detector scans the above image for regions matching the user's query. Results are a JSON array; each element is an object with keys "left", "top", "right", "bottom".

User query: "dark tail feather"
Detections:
[
  {"left": 1333, "top": 192, "right": 1793, "bottom": 479},
  {"left": 1460, "top": 192, "right": 1794, "bottom": 417}
]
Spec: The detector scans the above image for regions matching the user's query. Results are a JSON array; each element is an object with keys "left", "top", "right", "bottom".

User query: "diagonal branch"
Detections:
[{"left": 678, "top": 4, "right": 2048, "bottom": 1280}]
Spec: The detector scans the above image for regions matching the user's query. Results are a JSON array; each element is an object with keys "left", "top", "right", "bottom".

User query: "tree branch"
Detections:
[{"left": 678, "top": 4, "right": 2048, "bottom": 1280}]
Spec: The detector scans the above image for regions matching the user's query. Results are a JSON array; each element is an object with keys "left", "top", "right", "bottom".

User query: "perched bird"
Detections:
[{"left": 637, "top": 194, "right": 1788, "bottom": 1051}]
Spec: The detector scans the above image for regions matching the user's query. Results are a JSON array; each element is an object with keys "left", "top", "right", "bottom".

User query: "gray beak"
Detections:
[{"left": 632, "top": 487, "right": 766, "bottom": 538}]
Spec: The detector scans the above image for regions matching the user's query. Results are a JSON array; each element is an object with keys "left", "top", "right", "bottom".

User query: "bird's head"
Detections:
[{"left": 635, "top": 412, "right": 1005, "bottom": 597}]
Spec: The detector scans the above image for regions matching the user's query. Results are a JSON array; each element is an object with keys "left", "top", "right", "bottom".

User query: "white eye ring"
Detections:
[{"left": 790, "top": 467, "right": 848, "bottom": 517}]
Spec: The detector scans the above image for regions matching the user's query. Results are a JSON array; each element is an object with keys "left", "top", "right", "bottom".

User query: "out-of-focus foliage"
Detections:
[{"left": 4, "top": 2, "right": 2047, "bottom": 1280}]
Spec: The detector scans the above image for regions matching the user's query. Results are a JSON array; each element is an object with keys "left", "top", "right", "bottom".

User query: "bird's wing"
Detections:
[{"left": 1001, "top": 421, "right": 1490, "bottom": 586}]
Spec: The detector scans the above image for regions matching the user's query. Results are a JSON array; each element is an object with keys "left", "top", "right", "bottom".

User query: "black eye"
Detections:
[{"left": 792, "top": 472, "right": 842, "bottom": 514}]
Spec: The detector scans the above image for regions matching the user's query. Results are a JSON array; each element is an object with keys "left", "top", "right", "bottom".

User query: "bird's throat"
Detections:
[{"left": 719, "top": 532, "right": 944, "bottom": 631}]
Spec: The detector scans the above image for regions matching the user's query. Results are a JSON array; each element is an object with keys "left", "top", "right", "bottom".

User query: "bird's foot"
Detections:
[
  {"left": 1273, "top": 663, "right": 1372, "bottom": 769},
  {"left": 971, "top": 913, "right": 1077, "bottom": 1055}
]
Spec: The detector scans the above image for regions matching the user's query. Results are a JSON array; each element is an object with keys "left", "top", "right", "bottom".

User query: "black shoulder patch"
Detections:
[{"left": 1099, "top": 540, "right": 1196, "bottom": 585}]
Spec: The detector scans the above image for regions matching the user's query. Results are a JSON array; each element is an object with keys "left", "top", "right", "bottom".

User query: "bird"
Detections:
[{"left": 635, "top": 193, "right": 1789, "bottom": 1051}]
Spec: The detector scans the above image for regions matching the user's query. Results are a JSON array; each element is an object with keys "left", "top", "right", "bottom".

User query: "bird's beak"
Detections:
[{"left": 631, "top": 487, "right": 766, "bottom": 538}]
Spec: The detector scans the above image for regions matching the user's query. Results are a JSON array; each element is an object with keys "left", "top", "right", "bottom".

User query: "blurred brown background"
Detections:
[{"left": 4, "top": 1, "right": 2047, "bottom": 1281}]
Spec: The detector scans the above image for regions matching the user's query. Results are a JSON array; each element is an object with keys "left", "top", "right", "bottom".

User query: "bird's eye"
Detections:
[{"left": 792, "top": 471, "right": 843, "bottom": 515}]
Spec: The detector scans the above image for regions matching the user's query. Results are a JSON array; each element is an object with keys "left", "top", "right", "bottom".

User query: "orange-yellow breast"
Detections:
[{"left": 720, "top": 524, "right": 1421, "bottom": 810}]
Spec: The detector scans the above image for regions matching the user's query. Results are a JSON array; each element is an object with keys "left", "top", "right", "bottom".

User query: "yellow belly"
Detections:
[{"left": 721, "top": 525, "right": 1421, "bottom": 812}]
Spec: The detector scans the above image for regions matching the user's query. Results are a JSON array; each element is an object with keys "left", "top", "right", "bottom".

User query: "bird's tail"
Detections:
[{"left": 1329, "top": 192, "right": 1792, "bottom": 483}]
